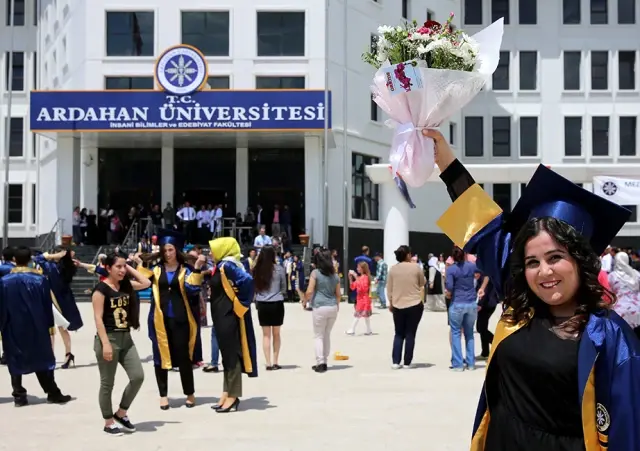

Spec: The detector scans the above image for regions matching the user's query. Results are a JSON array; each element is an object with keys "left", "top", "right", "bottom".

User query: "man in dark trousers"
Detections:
[{"left": 0, "top": 246, "right": 72, "bottom": 406}]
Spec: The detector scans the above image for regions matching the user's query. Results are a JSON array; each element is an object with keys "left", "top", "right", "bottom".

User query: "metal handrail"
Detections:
[
  {"left": 91, "top": 245, "right": 104, "bottom": 265},
  {"left": 120, "top": 219, "right": 139, "bottom": 252},
  {"left": 37, "top": 218, "right": 63, "bottom": 251}
]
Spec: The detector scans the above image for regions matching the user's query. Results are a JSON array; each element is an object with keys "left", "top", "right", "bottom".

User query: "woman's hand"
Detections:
[
  {"left": 421, "top": 129, "right": 456, "bottom": 173},
  {"left": 388, "top": 304, "right": 393, "bottom": 313},
  {"left": 194, "top": 255, "right": 207, "bottom": 270},
  {"left": 102, "top": 342, "right": 114, "bottom": 361}
]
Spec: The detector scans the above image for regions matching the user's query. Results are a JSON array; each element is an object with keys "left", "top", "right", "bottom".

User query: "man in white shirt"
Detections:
[
  {"left": 256, "top": 204, "right": 264, "bottom": 234},
  {"left": 214, "top": 204, "right": 223, "bottom": 237},
  {"left": 196, "top": 205, "right": 211, "bottom": 244},
  {"left": 601, "top": 246, "right": 614, "bottom": 273},
  {"left": 177, "top": 202, "right": 197, "bottom": 244},
  {"left": 253, "top": 226, "right": 272, "bottom": 251}
]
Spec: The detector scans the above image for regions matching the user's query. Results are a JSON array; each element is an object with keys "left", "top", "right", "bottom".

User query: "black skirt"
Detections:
[{"left": 256, "top": 301, "right": 285, "bottom": 327}]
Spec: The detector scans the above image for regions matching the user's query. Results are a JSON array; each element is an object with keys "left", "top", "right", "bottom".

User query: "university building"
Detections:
[{"left": 1, "top": 0, "right": 639, "bottom": 256}]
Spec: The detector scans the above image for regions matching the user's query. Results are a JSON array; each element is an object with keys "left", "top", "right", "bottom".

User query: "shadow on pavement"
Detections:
[
  {"left": 136, "top": 420, "right": 181, "bottom": 432},
  {"left": 329, "top": 364, "right": 352, "bottom": 371}
]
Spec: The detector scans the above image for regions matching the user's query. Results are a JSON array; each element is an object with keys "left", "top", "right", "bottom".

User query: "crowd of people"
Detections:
[{"left": 2, "top": 127, "right": 640, "bottom": 447}]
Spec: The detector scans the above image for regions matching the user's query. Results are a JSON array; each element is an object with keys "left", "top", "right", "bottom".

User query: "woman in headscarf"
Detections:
[
  {"left": 208, "top": 237, "right": 258, "bottom": 412},
  {"left": 425, "top": 256, "right": 446, "bottom": 312},
  {"left": 608, "top": 252, "right": 640, "bottom": 338}
]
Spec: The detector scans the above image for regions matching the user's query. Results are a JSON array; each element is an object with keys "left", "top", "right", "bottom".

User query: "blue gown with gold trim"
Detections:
[
  {"left": 0, "top": 267, "right": 56, "bottom": 375},
  {"left": 137, "top": 265, "right": 203, "bottom": 369},
  {"left": 437, "top": 159, "right": 640, "bottom": 451}
]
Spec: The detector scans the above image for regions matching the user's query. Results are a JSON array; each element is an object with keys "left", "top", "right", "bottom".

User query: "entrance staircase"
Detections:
[{"left": 70, "top": 245, "right": 107, "bottom": 302}]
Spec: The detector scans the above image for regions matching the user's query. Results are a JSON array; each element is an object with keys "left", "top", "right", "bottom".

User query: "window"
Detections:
[
  {"left": 564, "top": 51, "right": 581, "bottom": 90},
  {"left": 207, "top": 76, "right": 230, "bottom": 89},
  {"left": 464, "top": 0, "right": 482, "bottom": 24},
  {"left": 449, "top": 122, "right": 457, "bottom": 145},
  {"left": 618, "top": 0, "right": 636, "bottom": 24},
  {"left": 592, "top": 116, "right": 609, "bottom": 156},
  {"left": 519, "top": 0, "right": 537, "bottom": 24},
  {"left": 520, "top": 117, "right": 538, "bottom": 157},
  {"left": 492, "top": 117, "right": 511, "bottom": 157},
  {"left": 6, "top": 0, "right": 25, "bottom": 25},
  {"left": 591, "top": 0, "right": 608, "bottom": 24},
  {"left": 181, "top": 11, "right": 229, "bottom": 57},
  {"left": 33, "top": 52, "right": 37, "bottom": 89},
  {"left": 623, "top": 206, "right": 638, "bottom": 222},
  {"left": 519, "top": 51, "right": 537, "bottom": 90},
  {"left": 105, "top": 11, "right": 155, "bottom": 57},
  {"left": 32, "top": 133, "right": 37, "bottom": 158},
  {"left": 33, "top": 0, "right": 38, "bottom": 25},
  {"left": 492, "top": 0, "right": 509, "bottom": 24},
  {"left": 564, "top": 117, "right": 582, "bottom": 156},
  {"left": 591, "top": 51, "right": 608, "bottom": 90},
  {"left": 620, "top": 117, "right": 637, "bottom": 156},
  {"left": 402, "top": 0, "right": 409, "bottom": 19},
  {"left": 563, "top": 0, "right": 581, "bottom": 24},
  {"left": 105, "top": 77, "right": 154, "bottom": 90},
  {"left": 520, "top": 183, "right": 527, "bottom": 195},
  {"left": 618, "top": 51, "right": 636, "bottom": 90},
  {"left": 257, "top": 12, "right": 305, "bottom": 57},
  {"left": 255, "top": 76, "right": 305, "bottom": 89},
  {"left": 370, "top": 98, "right": 381, "bottom": 122},
  {"left": 493, "top": 184, "right": 512, "bottom": 214},
  {"left": 352, "top": 153, "right": 379, "bottom": 221},
  {"left": 493, "top": 51, "right": 510, "bottom": 90},
  {"left": 5, "top": 51, "right": 24, "bottom": 91},
  {"left": 427, "top": 10, "right": 435, "bottom": 21},
  {"left": 10, "top": 118, "right": 24, "bottom": 157},
  {"left": 370, "top": 34, "right": 377, "bottom": 53},
  {"left": 465, "top": 117, "right": 484, "bottom": 157},
  {"left": 8, "top": 185, "right": 23, "bottom": 224},
  {"left": 31, "top": 184, "right": 36, "bottom": 224}
]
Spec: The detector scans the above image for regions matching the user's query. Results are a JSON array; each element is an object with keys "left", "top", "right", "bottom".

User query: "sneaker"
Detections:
[
  {"left": 312, "top": 364, "right": 327, "bottom": 373},
  {"left": 113, "top": 413, "right": 136, "bottom": 433},
  {"left": 450, "top": 367, "right": 464, "bottom": 372},
  {"left": 345, "top": 330, "right": 354, "bottom": 335},
  {"left": 405, "top": 363, "right": 417, "bottom": 369},
  {"left": 103, "top": 423, "right": 124, "bottom": 436},
  {"left": 391, "top": 364, "right": 403, "bottom": 370}
]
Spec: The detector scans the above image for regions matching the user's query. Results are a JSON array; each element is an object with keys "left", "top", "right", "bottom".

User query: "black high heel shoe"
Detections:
[
  {"left": 61, "top": 353, "right": 75, "bottom": 369},
  {"left": 215, "top": 398, "right": 240, "bottom": 413}
]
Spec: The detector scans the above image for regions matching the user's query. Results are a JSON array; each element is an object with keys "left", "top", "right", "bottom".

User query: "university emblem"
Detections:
[
  {"left": 596, "top": 403, "right": 610, "bottom": 433},
  {"left": 602, "top": 181, "right": 618, "bottom": 196},
  {"left": 154, "top": 45, "right": 208, "bottom": 95}
]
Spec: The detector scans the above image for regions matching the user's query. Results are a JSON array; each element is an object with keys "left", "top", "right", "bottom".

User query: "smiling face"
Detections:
[
  {"left": 524, "top": 231, "right": 580, "bottom": 307},
  {"left": 106, "top": 257, "right": 127, "bottom": 281},
  {"left": 163, "top": 244, "right": 177, "bottom": 264}
]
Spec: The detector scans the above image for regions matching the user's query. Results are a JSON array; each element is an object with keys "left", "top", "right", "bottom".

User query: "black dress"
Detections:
[
  {"left": 208, "top": 269, "right": 242, "bottom": 370},
  {"left": 484, "top": 316, "right": 585, "bottom": 450}
]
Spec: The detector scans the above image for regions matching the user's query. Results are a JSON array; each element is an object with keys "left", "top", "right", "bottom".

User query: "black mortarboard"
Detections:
[
  {"left": 505, "top": 165, "right": 631, "bottom": 255},
  {"left": 157, "top": 228, "right": 186, "bottom": 250}
]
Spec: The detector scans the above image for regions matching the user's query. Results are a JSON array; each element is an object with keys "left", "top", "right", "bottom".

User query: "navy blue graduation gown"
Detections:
[
  {"left": 0, "top": 267, "right": 56, "bottom": 375},
  {"left": 34, "top": 254, "right": 83, "bottom": 331}
]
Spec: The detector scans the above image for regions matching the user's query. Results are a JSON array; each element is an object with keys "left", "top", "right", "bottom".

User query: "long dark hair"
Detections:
[
  {"left": 56, "top": 246, "right": 77, "bottom": 285},
  {"left": 102, "top": 253, "right": 140, "bottom": 330},
  {"left": 452, "top": 246, "right": 465, "bottom": 263},
  {"left": 253, "top": 246, "right": 277, "bottom": 292},
  {"left": 503, "top": 217, "right": 614, "bottom": 334},
  {"left": 313, "top": 249, "right": 335, "bottom": 276},
  {"left": 141, "top": 243, "right": 187, "bottom": 266}
]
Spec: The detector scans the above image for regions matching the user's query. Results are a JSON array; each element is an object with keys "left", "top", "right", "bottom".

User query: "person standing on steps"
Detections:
[
  {"left": 91, "top": 252, "right": 150, "bottom": 435},
  {"left": 0, "top": 246, "right": 72, "bottom": 407}
]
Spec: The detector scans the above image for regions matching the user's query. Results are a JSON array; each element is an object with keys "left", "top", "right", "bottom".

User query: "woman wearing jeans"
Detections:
[
  {"left": 91, "top": 253, "right": 150, "bottom": 435},
  {"left": 445, "top": 247, "right": 487, "bottom": 372},
  {"left": 304, "top": 249, "right": 341, "bottom": 373},
  {"left": 387, "top": 245, "right": 426, "bottom": 369}
]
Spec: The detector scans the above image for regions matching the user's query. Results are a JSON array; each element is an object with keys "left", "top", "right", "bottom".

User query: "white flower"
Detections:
[
  {"left": 424, "top": 38, "right": 453, "bottom": 53},
  {"left": 416, "top": 44, "right": 429, "bottom": 55},
  {"left": 377, "top": 25, "right": 394, "bottom": 34},
  {"left": 408, "top": 32, "right": 430, "bottom": 42},
  {"left": 396, "top": 25, "right": 403, "bottom": 32}
]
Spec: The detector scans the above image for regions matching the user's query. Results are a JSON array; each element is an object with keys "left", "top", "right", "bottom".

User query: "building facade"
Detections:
[{"left": 1, "top": 0, "right": 639, "bottom": 256}]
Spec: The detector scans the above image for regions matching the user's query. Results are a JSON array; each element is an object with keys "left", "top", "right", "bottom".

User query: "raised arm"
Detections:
[{"left": 126, "top": 264, "right": 152, "bottom": 291}]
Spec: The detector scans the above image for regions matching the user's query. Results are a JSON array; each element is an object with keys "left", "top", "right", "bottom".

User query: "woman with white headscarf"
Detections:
[
  {"left": 425, "top": 256, "right": 447, "bottom": 312},
  {"left": 608, "top": 251, "right": 640, "bottom": 338}
]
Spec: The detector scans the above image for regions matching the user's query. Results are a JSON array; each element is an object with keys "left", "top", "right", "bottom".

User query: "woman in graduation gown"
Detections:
[
  {"left": 137, "top": 229, "right": 205, "bottom": 409},
  {"left": 423, "top": 128, "right": 640, "bottom": 451},
  {"left": 33, "top": 248, "right": 84, "bottom": 368},
  {"left": 208, "top": 237, "right": 258, "bottom": 413}
]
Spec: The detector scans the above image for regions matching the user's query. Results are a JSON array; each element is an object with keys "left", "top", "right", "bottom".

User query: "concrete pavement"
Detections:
[{"left": 0, "top": 303, "right": 494, "bottom": 451}]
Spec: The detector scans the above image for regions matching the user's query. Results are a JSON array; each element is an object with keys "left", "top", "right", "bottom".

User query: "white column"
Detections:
[
  {"left": 304, "top": 135, "right": 323, "bottom": 244},
  {"left": 236, "top": 147, "right": 248, "bottom": 214},
  {"left": 80, "top": 141, "right": 98, "bottom": 211},
  {"left": 365, "top": 164, "right": 409, "bottom": 267},
  {"left": 161, "top": 146, "right": 174, "bottom": 207},
  {"left": 56, "top": 136, "right": 75, "bottom": 236}
]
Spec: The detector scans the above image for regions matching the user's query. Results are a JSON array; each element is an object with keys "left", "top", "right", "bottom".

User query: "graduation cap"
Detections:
[
  {"left": 183, "top": 244, "right": 195, "bottom": 253},
  {"left": 506, "top": 165, "right": 631, "bottom": 255},
  {"left": 157, "top": 228, "right": 186, "bottom": 250}
]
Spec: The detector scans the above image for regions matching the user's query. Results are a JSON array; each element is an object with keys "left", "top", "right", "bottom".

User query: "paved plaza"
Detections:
[{"left": 0, "top": 303, "right": 495, "bottom": 451}]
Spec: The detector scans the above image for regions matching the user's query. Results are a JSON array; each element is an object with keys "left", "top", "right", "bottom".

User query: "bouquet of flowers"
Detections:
[{"left": 362, "top": 14, "right": 504, "bottom": 207}]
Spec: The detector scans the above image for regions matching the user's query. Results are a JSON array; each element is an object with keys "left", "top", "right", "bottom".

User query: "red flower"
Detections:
[{"left": 423, "top": 20, "right": 442, "bottom": 31}]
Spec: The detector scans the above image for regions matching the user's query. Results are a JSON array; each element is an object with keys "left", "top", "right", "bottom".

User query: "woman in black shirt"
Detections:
[{"left": 91, "top": 253, "right": 151, "bottom": 436}]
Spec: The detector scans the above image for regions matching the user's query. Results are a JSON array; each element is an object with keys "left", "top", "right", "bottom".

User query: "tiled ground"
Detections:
[{"left": 0, "top": 303, "right": 494, "bottom": 450}]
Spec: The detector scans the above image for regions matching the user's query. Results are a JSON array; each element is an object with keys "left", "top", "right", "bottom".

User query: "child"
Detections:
[{"left": 346, "top": 262, "right": 372, "bottom": 335}]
